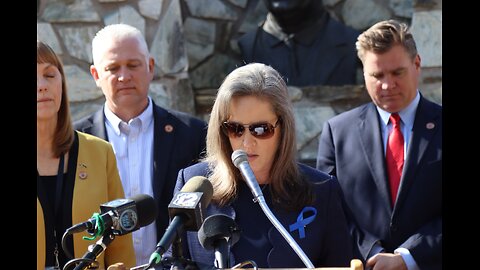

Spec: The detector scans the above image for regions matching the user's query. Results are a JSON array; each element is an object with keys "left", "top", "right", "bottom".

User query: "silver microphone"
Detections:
[
  {"left": 231, "top": 150, "right": 314, "bottom": 268},
  {"left": 231, "top": 150, "right": 264, "bottom": 201}
]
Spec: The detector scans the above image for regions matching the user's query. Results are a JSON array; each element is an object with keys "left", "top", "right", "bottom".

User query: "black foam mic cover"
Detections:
[
  {"left": 130, "top": 193, "right": 157, "bottom": 228},
  {"left": 198, "top": 214, "right": 241, "bottom": 250}
]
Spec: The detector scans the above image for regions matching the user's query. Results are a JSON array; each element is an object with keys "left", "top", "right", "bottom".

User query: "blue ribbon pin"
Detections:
[{"left": 289, "top": 206, "right": 317, "bottom": 239}]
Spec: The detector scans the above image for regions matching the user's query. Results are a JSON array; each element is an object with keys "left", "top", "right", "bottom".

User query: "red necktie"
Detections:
[{"left": 386, "top": 113, "right": 404, "bottom": 206}]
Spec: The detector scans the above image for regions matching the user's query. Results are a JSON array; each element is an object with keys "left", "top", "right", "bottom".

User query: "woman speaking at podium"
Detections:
[{"left": 173, "top": 63, "right": 354, "bottom": 268}]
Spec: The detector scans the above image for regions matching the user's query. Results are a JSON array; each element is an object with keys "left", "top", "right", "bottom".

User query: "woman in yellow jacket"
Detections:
[{"left": 37, "top": 40, "right": 136, "bottom": 270}]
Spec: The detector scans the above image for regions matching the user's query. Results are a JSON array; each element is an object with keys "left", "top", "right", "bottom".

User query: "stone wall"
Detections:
[{"left": 37, "top": 0, "right": 442, "bottom": 166}]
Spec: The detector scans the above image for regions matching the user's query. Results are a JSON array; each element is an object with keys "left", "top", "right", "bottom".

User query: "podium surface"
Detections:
[
  {"left": 229, "top": 259, "right": 363, "bottom": 270},
  {"left": 132, "top": 259, "right": 363, "bottom": 270}
]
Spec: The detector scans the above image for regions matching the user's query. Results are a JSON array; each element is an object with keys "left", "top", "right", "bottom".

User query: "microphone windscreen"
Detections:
[
  {"left": 231, "top": 150, "right": 248, "bottom": 168},
  {"left": 181, "top": 176, "right": 214, "bottom": 208},
  {"left": 130, "top": 194, "right": 157, "bottom": 228},
  {"left": 198, "top": 214, "right": 241, "bottom": 250}
]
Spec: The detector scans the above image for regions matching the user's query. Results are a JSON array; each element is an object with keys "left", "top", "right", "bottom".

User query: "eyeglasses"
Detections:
[{"left": 221, "top": 119, "right": 280, "bottom": 139}]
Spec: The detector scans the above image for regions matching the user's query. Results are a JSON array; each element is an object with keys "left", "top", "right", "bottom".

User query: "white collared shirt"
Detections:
[{"left": 104, "top": 97, "right": 157, "bottom": 265}]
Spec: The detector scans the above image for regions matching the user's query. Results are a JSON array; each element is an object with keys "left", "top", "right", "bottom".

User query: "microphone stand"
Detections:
[
  {"left": 232, "top": 150, "right": 315, "bottom": 268},
  {"left": 235, "top": 159, "right": 314, "bottom": 268},
  {"left": 167, "top": 234, "right": 201, "bottom": 270},
  {"left": 213, "top": 239, "right": 229, "bottom": 268},
  {"left": 72, "top": 230, "right": 115, "bottom": 270},
  {"left": 144, "top": 227, "right": 192, "bottom": 270},
  {"left": 170, "top": 236, "right": 185, "bottom": 270},
  {"left": 255, "top": 195, "right": 314, "bottom": 268}
]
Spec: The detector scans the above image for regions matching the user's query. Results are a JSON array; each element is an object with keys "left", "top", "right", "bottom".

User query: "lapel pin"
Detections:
[
  {"left": 165, "top": 124, "right": 173, "bottom": 133},
  {"left": 426, "top": 122, "right": 435, "bottom": 129}
]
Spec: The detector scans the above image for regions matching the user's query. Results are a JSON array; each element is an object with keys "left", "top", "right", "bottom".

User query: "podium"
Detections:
[
  {"left": 131, "top": 259, "right": 363, "bottom": 270},
  {"left": 314, "top": 259, "right": 363, "bottom": 270},
  {"left": 227, "top": 259, "right": 363, "bottom": 270}
]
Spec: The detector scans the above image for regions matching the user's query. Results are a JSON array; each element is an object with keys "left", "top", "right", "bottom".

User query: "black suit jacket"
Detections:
[
  {"left": 74, "top": 101, "right": 207, "bottom": 241},
  {"left": 316, "top": 95, "right": 442, "bottom": 270}
]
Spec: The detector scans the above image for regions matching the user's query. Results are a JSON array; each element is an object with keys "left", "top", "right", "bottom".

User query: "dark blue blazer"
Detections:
[
  {"left": 74, "top": 101, "right": 207, "bottom": 241},
  {"left": 172, "top": 162, "right": 354, "bottom": 268},
  {"left": 316, "top": 95, "right": 442, "bottom": 270}
]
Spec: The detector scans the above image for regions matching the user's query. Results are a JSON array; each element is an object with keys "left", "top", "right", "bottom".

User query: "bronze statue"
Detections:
[{"left": 238, "top": 0, "right": 360, "bottom": 87}]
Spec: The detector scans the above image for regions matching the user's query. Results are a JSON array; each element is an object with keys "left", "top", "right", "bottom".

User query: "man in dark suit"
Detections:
[
  {"left": 74, "top": 24, "right": 207, "bottom": 266},
  {"left": 316, "top": 20, "right": 441, "bottom": 270},
  {"left": 238, "top": 0, "right": 360, "bottom": 87}
]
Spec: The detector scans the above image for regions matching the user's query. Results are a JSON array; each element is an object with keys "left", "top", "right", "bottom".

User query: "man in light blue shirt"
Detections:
[{"left": 75, "top": 24, "right": 207, "bottom": 266}]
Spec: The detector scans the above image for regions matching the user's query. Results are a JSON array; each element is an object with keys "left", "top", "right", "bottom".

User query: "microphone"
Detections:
[
  {"left": 231, "top": 150, "right": 315, "bottom": 268},
  {"left": 67, "top": 194, "right": 157, "bottom": 270},
  {"left": 197, "top": 214, "right": 241, "bottom": 268},
  {"left": 147, "top": 176, "right": 214, "bottom": 267},
  {"left": 231, "top": 150, "right": 263, "bottom": 200},
  {"left": 67, "top": 194, "right": 157, "bottom": 236}
]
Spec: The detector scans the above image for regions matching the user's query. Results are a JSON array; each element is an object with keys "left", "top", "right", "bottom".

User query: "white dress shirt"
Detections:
[{"left": 104, "top": 97, "right": 157, "bottom": 265}]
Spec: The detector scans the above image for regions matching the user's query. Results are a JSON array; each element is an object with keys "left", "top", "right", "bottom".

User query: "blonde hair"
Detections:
[
  {"left": 205, "top": 63, "right": 314, "bottom": 211},
  {"left": 356, "top": 19, "right": 417, "bottom": 63}
]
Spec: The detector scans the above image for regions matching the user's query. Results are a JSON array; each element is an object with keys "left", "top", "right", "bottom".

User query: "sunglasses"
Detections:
[{"left": 221, "top": 119, "right": 280, "bottom": 139}]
